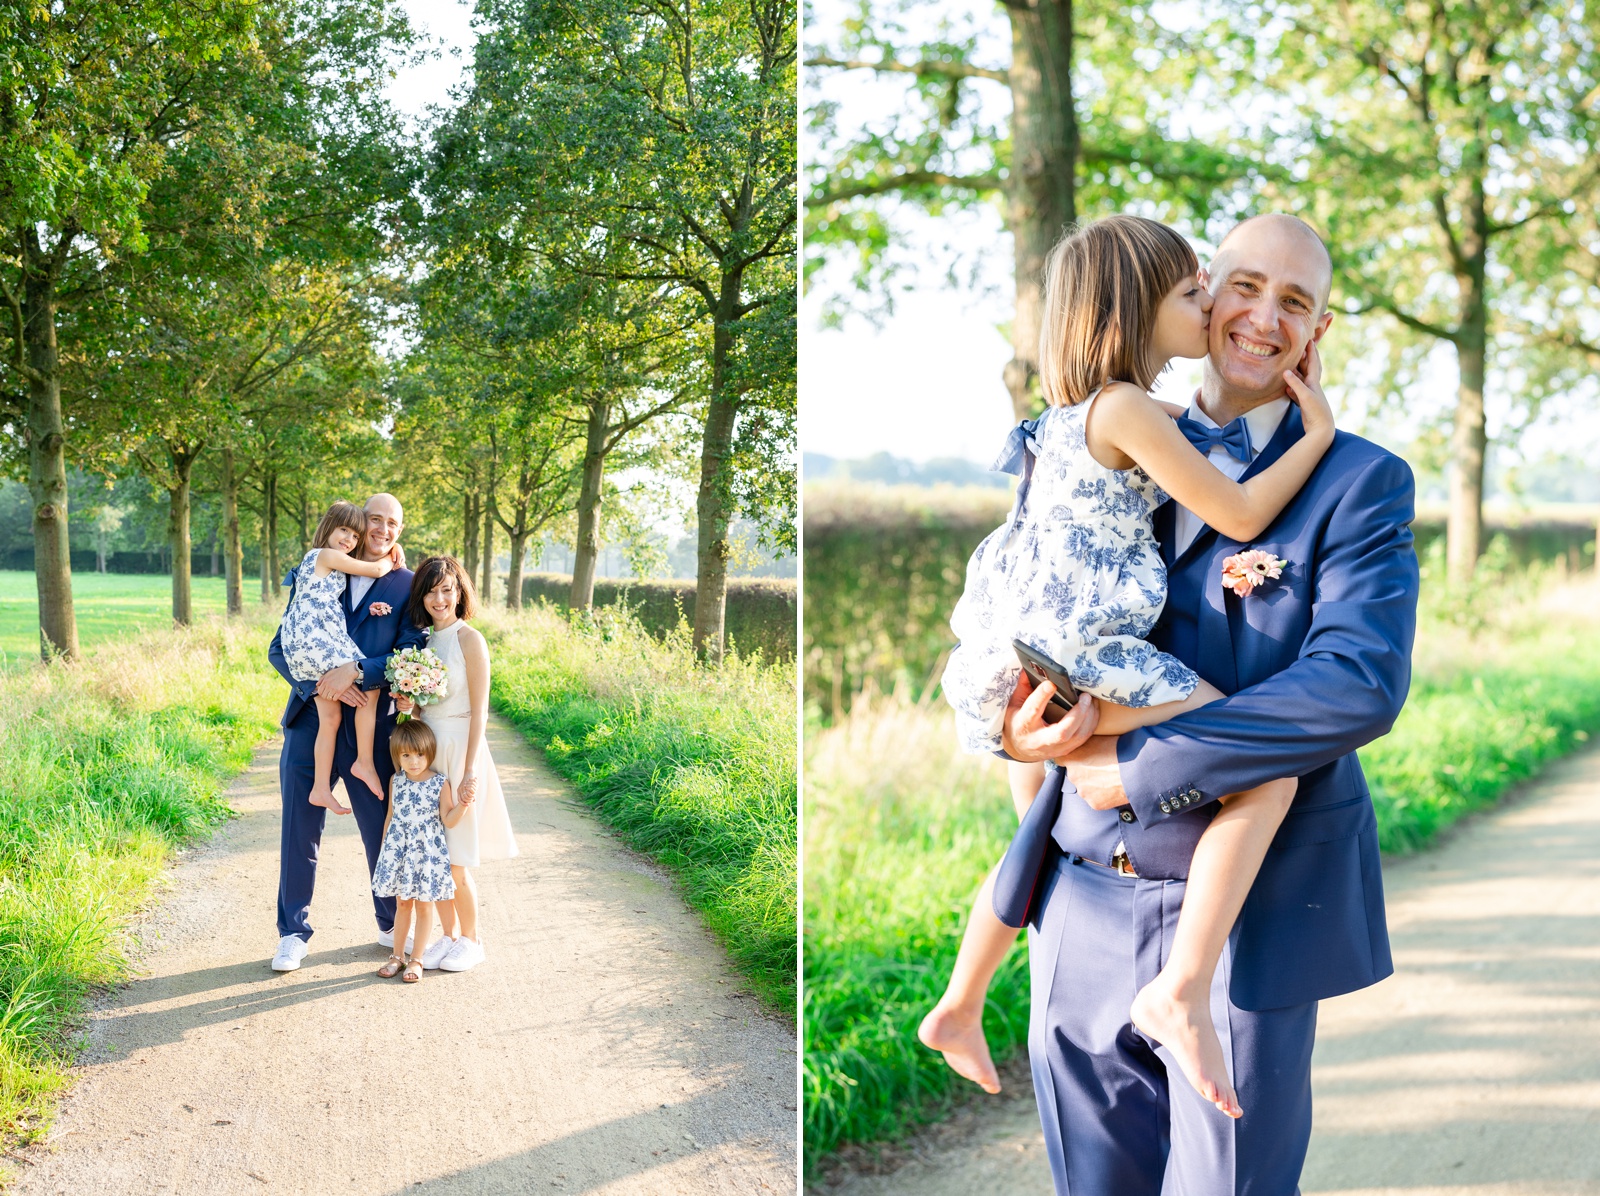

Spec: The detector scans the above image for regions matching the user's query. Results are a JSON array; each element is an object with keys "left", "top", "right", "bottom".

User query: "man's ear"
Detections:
[
  {"left": 1198, "top": 267, "right": 1212, "bottom": 288},
  {"left": 1312, "top": 311, "right": 1333, "bottom": 341}
]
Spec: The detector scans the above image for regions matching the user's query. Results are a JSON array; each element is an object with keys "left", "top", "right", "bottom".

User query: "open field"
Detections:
[
  {"left": 803, "top": 570, "right": 1600, "bottom": 1168},
  {"left": 0, "top": 571, "right": 235, "bottom": 662}
]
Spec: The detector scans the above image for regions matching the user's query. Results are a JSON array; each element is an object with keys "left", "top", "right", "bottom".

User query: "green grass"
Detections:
[
  {"left": 0, "top": 612, "right": 281, "bottom": 1156},
  {"left": 803, "top": 567, "right": 1600, "bottom": 1168},
  {"left": 0, "top": 571, "right": 234, "bottom": 663},
  {"left": 483, "top": 604, "right": 797, "bottom": 1014}
]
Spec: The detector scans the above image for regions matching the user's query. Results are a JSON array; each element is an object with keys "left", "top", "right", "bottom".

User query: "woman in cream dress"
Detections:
[{"left": 396, "top": 555, "right": 517, "bottom": 972}]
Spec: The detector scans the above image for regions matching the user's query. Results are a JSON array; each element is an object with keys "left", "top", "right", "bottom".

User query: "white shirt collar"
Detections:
[{"left": 1187, "top": 393, "right": 1292, "bottom": 460}]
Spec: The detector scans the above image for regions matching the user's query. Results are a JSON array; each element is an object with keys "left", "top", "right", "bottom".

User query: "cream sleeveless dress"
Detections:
[{"left": 419, "top": 620, "right": 518, "bottom": 867}]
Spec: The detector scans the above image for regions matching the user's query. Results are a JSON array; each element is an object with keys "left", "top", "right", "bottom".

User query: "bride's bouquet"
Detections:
[{"left": 386, "top": 646, "right": 449, "bottom": 722}]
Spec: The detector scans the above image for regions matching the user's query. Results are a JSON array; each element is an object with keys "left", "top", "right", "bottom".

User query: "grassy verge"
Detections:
[
  {"left": 803, "top": 571, "right": 1600, "bottom": 1168},
  {"left": 482, "top": 604, "right": 797, "bottom": 1014},
  {"left": 0, "top": 571, "right": 233, "bottom": 662},
  {"left": 0, "top": 612, "right": 281, "bottom": 1154}
]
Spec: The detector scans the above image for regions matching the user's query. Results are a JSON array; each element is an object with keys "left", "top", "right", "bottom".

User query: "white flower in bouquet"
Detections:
[{"left": 386, "top": 646, "right": 449, "bottom": 722}]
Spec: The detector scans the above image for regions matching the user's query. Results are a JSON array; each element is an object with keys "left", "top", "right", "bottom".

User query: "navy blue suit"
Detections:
[
  {"left": 267, "top": 566, "right": 427, "bottom": 942},
  {"left": 994, "top": 405, "right": 1418, "bottom": 1192}
]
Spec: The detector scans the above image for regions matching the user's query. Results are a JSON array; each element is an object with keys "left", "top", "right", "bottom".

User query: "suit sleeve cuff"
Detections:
[{"left": 1119, "top": 728, "right": 1211, "bottom": 824}]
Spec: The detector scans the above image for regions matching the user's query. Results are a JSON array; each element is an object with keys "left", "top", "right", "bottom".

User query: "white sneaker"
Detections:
[
  {"left": 439, "top": 937, "right": 485, "bottom": 972},
  {"left": 271, "top": 935, "right": 309, "bottom": 972},
  {"left": 376, "top": 929, "right": 414, "bottom": 953},
  {"left": 420, "top": 935, "right": 457, "bottom": 970}
]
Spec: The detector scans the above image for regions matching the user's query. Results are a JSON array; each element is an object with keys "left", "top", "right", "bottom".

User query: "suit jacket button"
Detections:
[
  {"left": 1160, "top": 801, "right": 1172, "bottom": 814},
  {"left": 1119, "top": 809, "right": 1135, "bottom": 823}
]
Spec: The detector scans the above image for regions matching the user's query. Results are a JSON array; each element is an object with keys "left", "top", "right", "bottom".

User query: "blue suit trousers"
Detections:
[
  {"left": 1030, "top": 856, "right": 1317, "bottom": 1195},
  {"left": 275, "top": 705, "right": 397, "bottom": 942}
]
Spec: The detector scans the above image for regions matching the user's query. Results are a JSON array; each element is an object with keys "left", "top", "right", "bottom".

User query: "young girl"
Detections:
[
  {"left": 279, "top": 501, "right": 400, "bottom": 815},
  {"left": 372, "top": 720, "right": 465, "bottom": 982},
  {"left": 926, "top": 214, "right": 1336, "bottom": 1119}
]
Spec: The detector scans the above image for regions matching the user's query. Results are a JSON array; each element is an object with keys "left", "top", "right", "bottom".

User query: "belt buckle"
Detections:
[{"left": 1112, "top": 850, "right": 1138, "bottom": 878}]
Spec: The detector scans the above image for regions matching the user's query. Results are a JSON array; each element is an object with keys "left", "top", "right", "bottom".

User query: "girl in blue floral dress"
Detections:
[
  {"left": 278, "top": 501, "right": 400, "bottom": 815},
  {"left": 372, "top": 720, "right": 462, "bottom": 983},
  {"left": 925, "top": 215, "right": 1337, "bottom": 1119}
]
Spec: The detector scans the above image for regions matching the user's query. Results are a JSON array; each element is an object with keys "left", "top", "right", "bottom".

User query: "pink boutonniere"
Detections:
[
  {"left": 368, "top": 601, "right": 392, "bottom": 617},
  {"left": 1221, "top": 550, "right": 1288, "bottom": 597}
]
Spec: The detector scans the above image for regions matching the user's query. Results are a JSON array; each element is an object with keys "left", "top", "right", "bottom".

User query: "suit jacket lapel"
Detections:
[
  {"left": 1153, "top": 499, "right": 1177, "bottom": 569},
  {"left": 1237, "top": 401, "right": 1304, "bottom": 486}
]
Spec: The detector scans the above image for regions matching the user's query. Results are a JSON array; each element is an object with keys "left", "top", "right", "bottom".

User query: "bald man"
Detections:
[
  {"left": 995, "top": 215, "right": 1418, "bottom": 1192},
  {"left": 266, "top": 494, "right": 428, "bottom": 971}
]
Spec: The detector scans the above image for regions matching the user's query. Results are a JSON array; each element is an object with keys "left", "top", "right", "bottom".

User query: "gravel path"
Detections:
[
  {"left": 815, "top": 745, "right": 1600, "bottom": 1195},
  {"left": 16, "top": 718, "right": 797, "bottom": 1196}
]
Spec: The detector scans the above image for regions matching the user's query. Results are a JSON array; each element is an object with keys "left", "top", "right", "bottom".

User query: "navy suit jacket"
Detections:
[
  {"left": 995, "top": 404, "right": 1418, "bottom": 1011},
  {"left": 266, "top": 564, "right": 427, "bottom": 740}
]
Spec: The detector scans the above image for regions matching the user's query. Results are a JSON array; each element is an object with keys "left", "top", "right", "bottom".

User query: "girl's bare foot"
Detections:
[
  {"left": 918, "top": 1002, "right": 1001, "bottom": 1094},
  {"left": 350, "top": 760, "right": 384, "bottom": 798},
  {"left": 1130, "top": 978, "right": 1241, "bottom": 1118},
  {"left": 308, "top": 782, "right": 351, "bottom": 816}
]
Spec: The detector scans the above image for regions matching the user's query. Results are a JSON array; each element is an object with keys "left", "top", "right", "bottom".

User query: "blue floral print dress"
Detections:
[
  {"left": 279, "top": 549, "right": 365, "bottom": 683},
  {"left": 944, "top": 389, "right": 1200, "bottom": 753},
  {"left": 372, "top": 772, "right": 457, "bottom": 902}
]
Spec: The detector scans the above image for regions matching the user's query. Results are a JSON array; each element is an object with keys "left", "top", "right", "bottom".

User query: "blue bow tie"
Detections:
[{"left": 1177, "top": 416, "right": 1253, "bottom": 464}]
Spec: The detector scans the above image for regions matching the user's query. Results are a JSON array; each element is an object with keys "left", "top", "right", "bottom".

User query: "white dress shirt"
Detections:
[
  {"left": 348, "top": 571, "right": 375, "bottom": 608},
  {"left": 1172, "top": 396, "right": 1291, "bottom": 553}
]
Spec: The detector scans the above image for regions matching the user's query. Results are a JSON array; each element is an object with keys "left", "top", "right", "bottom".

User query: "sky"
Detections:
[{"left": 386, "top": 0, "right": 477, "bottom": 128}]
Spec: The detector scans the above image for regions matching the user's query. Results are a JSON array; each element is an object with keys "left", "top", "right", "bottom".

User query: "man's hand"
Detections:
[
  {"left": 1057, "top": 734, "right": 1129, "bottom": 811},
  {"left": 1000, "top": 671, "right": 1099, "bottom": 763},
  {"left": 317, "top": 662, "right": 366, "bottom": 707}
]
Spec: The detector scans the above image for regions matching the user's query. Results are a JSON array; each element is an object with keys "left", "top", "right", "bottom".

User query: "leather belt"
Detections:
[{"left": 1073, "top": 850, "right": 1140, "bottom": 878}]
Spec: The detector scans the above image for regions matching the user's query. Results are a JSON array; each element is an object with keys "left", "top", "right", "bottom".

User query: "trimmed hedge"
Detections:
[{"left": 521, "top": 572, "right": 796, "bottom": 662}]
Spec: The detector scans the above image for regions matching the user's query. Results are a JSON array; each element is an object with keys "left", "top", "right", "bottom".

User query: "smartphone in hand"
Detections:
[{"left": 1013, "top": 640, "right": 1082, "bottom": 722}]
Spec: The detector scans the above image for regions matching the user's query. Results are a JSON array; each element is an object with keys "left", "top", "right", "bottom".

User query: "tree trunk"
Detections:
[
  {"left": 506, "top": 528, "right": 529, "bottom": 611},
  {"left": 463, "top": 489, "right": 480, "bottom": 581},
  {"left": 267, "top": 470, "right": 281, "bottom": 605},
  {"left": 693, "top": 277, "right": 744, "bottom": 662},
  {"left": 96, "top": 544, "right": 106, "bottom": 574},
  {"left": 297, "top": 488, "right": 309, "bottom": 555},
  {"left": 209, "top": 522, "right": 219, "bottom": 577},
  {"left": 570, "top": 399, "right": 609, "bottom": 610},
  {"left": 1446, "top": 162, "right": 1490, "bottom": 585},
  {"left": 480, "top": 489, "right": 496, "bottom": 604},
  {"left": 167, "top": 453, "right": 195, "bottom": 627},
  {"left": 223, "top": 448, "right": 244, "bottom": 616},
  {"left": 20, "top": 236, "right": 79, "bottom": 660},
  {"left": 1002, "top": 0, "right": 1079, "bottom": 422}
]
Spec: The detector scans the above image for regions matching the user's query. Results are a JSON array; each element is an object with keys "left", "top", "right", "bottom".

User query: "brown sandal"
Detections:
[
  {"left": 402, "top": 959, "right": 423, "bottom": 983},
  {"left": 377, "top": 954, "right": 404, "bottom": 979}
]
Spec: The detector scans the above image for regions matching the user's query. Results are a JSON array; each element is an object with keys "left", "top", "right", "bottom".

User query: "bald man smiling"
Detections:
[{"left": 994, "top": 215, "right": 1419, "bottom": 1193}]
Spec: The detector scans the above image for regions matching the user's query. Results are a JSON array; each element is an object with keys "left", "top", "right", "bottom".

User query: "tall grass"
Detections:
[
  {"left": 0, "top": 613, "right": 281, "bottom": 1152},
  {"left": 482, "top": 604, "right": 797, "bottom": 1013},
  {"left": 803, "top": 568, "right": 1600, "bottom": 1167}
]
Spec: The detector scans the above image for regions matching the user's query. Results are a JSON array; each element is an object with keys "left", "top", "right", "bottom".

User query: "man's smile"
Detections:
[{"left": 1228, "top": 331, "right": 1280, "bottom": 359}]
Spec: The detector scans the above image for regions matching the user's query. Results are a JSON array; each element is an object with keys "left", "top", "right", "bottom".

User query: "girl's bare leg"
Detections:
[
  {"left": 349, "top": 689, "right": 384, "bottom": 798},
  {"left": 918, "top": 761, "right": 1046, "bottom": 1093},
  {"left": 392, "top": 899, "right": 416, "bottom": 962},
  {"left": 309, "top": 695, "right": 351, "bottom": 815},
  {"left": 1129, "top": 777, "right": 1296, "bottom": 1118},
  {"left": 410, "top": 901, "right": 433, "bottom": 960}
]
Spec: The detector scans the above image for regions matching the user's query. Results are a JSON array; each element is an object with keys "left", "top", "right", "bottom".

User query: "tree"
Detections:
[
  {"left": 806, "top": 0, "right": 1260, "bottom": 420},
  {"left": 448, "top": 0, "right": 799, "bottom": 661},
  {"left": 1253, "top": 0, "right": 1600, "bottom": 581},
  {"left": 0, "top": 0, "right": 257, "bottom": 657}
]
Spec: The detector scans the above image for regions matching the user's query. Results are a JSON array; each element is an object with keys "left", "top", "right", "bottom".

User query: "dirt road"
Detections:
[
  {"left": 818, "top": 745, "right": 1600, "bottom": 1195},
  {"left": 16, "top": 718, "right": 796, "bottom": 1195}
]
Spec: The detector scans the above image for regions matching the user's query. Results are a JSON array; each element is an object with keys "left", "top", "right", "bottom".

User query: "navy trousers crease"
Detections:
[
  {"left": 1029, "top": 857, "right": 1317, "bottom": 1195},
  {"left": 276, "top": 709, "right": 397, "bottom": 942}
]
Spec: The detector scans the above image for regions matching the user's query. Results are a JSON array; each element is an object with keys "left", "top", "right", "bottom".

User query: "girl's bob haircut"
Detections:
[
  {"left": 389, "top": 718, "right": 438, "bottom": 770},
  {"left": 407, "top": 555, "right": 478, "bottom": 628},
  {"left": 312, "top": 501, "right": 369, "bottom": 552},
  {"left": 1038, "top": 214, "right": 1200, "bottom": 408}
]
